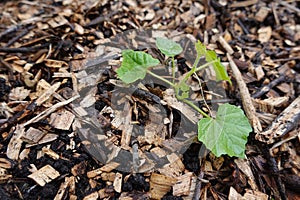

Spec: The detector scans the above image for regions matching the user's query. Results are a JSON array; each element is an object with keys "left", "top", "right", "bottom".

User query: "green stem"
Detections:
[
  {"left": 194, "top": 60, "right": 218, "bottom": 72},
  {"left": 147, "top": 68, "right": 211, "bottom": 119},
  {"left": 147, "top": 70, "right": 175, "bottom": 87},
  {"left": 171, "top": 56, "right": 175, "bottom": 83},
  {"left": 182, "top": 99, "right": 211, "bottom": 118}
]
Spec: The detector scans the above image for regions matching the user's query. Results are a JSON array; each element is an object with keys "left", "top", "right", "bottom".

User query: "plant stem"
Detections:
[
  {"left": 195, "top": 60, "right": 217, "bottom": 72},
  {"left": 181, "top": 55, "right": 200, "bottom": 83},
  {"left": 171, "top": 56, "right": 175, "bottom": 83},
  {"left": 182, "top": 99, "right": 211, "bottom": 118},
  {"left": 147, "top": 70, "right": 210, "bottom": 119},
  {"left": 147, "top": 70, "right": 175, "bottom": 87}
]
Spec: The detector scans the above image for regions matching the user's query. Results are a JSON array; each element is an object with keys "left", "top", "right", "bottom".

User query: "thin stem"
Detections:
[
  {"left": 171, "top": 56, "right": 175, "bottom": 83},
  {"left": 147, "top": 69, "right": 210, "bottom": 119},
  {"left": 182, "top": 99, "right": 211, "bottom": 118},
  {"left": 181, "top": 55, "right": 201, "bottom": 84},
  {"left": 195, "top": 60, "right": 218, "bottom": 72},
  {"left": 147, "top": 70, "right": 175, "bottom": 87}
]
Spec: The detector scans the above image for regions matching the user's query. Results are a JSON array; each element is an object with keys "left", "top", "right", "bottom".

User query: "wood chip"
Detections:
[
  {"left": 24, "top": 94, "right": 79, "bottom": 126},
  {"left": 6, "top": 124, "right": 24, "bottom": 160},
  {"left": 42, "top": 147, "right": 60, "bottom": 160},
  {"left": 9, "top": 87, "right": 30, "bottom": 101},
  {"left": 258, "top": 26, "right": 272, "bottom": 43},
  {"left": 150, "top": 173, "right": 177, "bottom": 200},
  {"left": 87, "top": 162, "right": 120, "bottom": 178},
  {"left": 172, "top": 172, "right": 193, "bottom": 196},
  {"left": 50, "top": 109, "right": 75, "bottom": 130},
  {"left": 28, "top": 165, "right": 60, "bottom": 186},
  {"left": 234, "top": 159, "right": 258, "bottom": 191},
  {"left": 255, "top": 7, "right": 270, "bottom": 22},
  {"left": 256, "top": 96, "right": 300, "bottom": 144},
  {"left": 113, "top": 172, "right": 122, "bottom": 193},
  {"left": 163, "top": 89, "right": 200, "bottom": 124},
  {"left": 74, "top": 23, "right": 84, "bottom": 35},
  {"left": 35, "top": 82, "right": 61, "bottom": 106},
  {"left": 0, "top": 167, "right": 12, "bottom": 183},
  {"left": 21, "top": 127, "right": 46, "bottom": 144},
  {"left": 159, "top": 153, "right": 185, "bottom": 178},
  {"left": 0, "top": 158, "right": 12, "bottom": 169},
  {"left": 44, "top": 59, "right": 68, "bottom": 68},
  {"left": 83, "top": 191, "right": 98, "bottom": 200},
  {"left": 229, "top": 0, "right": 258, "bottom": 8},
  {"left": 255, "top": 65, "right": 265, "bottom": 81},
  {"left": 54, "top": 176, "right": 74, "bottom": 200}
]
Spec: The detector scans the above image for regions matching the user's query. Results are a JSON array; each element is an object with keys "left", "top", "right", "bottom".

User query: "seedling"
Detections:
[{"left": 116, "top": 38, "right": 252, "bottom": 158}]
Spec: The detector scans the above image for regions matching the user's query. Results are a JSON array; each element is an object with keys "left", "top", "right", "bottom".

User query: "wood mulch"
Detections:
[{"left": 0, "top": 0, "right": 299, "bottom": 199}]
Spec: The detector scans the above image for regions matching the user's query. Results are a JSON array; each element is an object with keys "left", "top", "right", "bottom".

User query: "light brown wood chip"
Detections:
[{"left": 28, "top": 165, "right": 60, "bottom": 186}]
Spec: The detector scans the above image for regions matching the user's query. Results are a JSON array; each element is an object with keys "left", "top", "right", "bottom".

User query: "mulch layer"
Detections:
[{"left": 0, "top": 0, "right": 300, "bottom": 200}]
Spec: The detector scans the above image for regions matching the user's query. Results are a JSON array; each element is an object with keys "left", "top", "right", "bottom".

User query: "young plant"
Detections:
[{"left": 116, "top": 38, "right": 252, "bottom": 158}]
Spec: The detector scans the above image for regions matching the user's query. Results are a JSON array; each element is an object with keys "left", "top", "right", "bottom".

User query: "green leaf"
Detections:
[
  {"left": 195, "top": 40, "right": 207, "bottom": 57},
  {"left": 198, "top": 103, "right": 252, "bottom": 158},
  {"left": 175, "top": 82, "right": 190, "bottom": 99},
  {"left": 205, "top": 50, "right": 232, "bottom": 84},
  {"left": 156, "top": 37, "right": 183, "bottom": 57},
  {"left": 116, "top": 50, "right": 160, "bottom": 84},
  {"left": 194, "top": 41, "right": 231, "bottom": 84}
]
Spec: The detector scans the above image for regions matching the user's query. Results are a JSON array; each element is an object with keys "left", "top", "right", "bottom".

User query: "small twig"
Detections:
[
  {"left": 270, "top": 130, "right": 298, "bottom": 151},
  {"left": 193, "top": 73, "right": 212, "bottom": 116},
  {"left": 279, "top": 1, "right": 300, "bottom": 16},
  {"left": 193, "top": 171, "right": 204, "bottom": 200},
  {"left": 0, "top": 82, "right": 61, "bottom": 135},
  {"left": 24, "top": 95, "right": 80, "bottom": 126},
  {"left": 272, "top": 57, "right": 300, "bottom": 62},
  {"left": 0, "top": 25, "right": 21, "bottom": 41},
  {"left": 217, "top": 35, "right": 234, "bottom": 55},
  {"left": 0, "top": 44, "right": 50, "bottom": 53},
  {"left": 5, "top": 25, "right": 35, "bottom": 47},
  {"left": 271, "top": 2, "right": 281, "bottom": 26},
  {"left": 237, "top": 18, "right": 250, "bottom": 35},
  {"left": 227, "top": 53, "right": 262, "bottom": 133},
  {"left": 251, "top": 75, "right": 286, "bottom": 99}
]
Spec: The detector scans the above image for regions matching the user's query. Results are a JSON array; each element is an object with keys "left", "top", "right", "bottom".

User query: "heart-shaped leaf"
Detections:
[
  {"left": 156, "top": 37, "right": 183, "bottom": 57},
  {"left": 198, "top": 103, "right": 252, "bottom": 158},
  {"left": 116, "top": 50, "right": 160, "bottom": 84}
]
